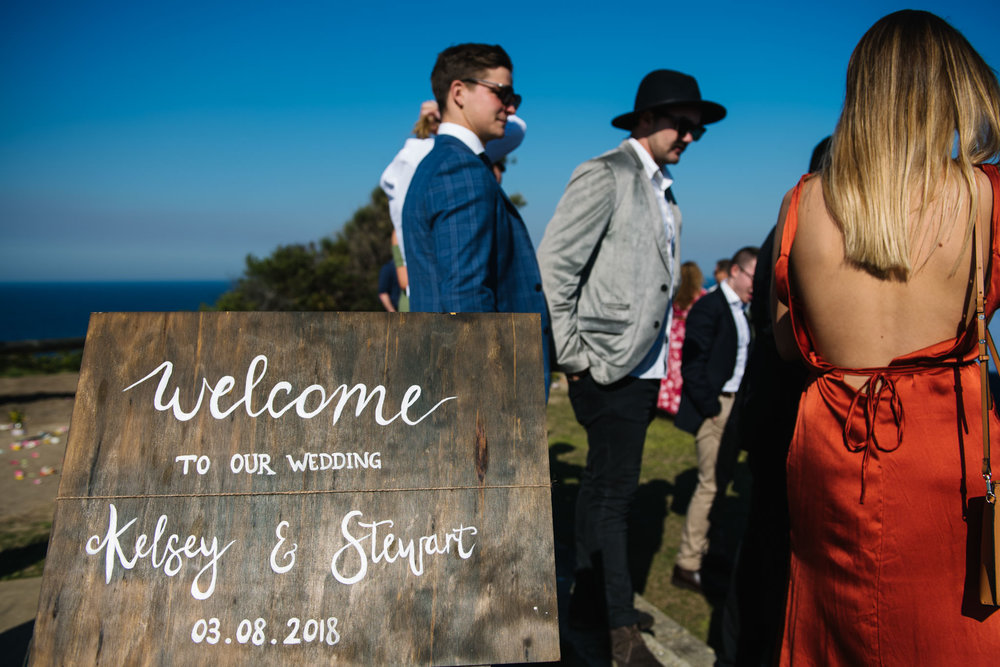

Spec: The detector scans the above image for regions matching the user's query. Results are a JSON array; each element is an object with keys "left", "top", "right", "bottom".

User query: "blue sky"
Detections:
[{"left": 2, "top": 1, "right": 999, "bottom": 285}]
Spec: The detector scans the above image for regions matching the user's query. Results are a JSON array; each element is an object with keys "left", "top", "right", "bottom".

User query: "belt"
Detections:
[{"left": 720, "top": 391, "right": 736, "bottom": 398}]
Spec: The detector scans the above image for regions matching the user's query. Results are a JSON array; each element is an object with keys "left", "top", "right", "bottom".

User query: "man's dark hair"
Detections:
[
  {"left": 809, "top": 136, "right": 832, "bottom": 173},
  {"left": 731, "top": 246, "right": 759, "bottom": 271},
  {"left": 431, "top": 43, "right": 513, "bottom": 111}
]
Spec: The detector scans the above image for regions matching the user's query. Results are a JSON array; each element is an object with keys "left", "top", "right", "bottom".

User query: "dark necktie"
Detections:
[{"left": 478, "top": 153, "right": 492, "bottom": 169}]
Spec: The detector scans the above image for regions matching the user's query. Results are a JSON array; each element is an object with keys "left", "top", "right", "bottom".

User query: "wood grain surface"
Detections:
[{"left": 30, "top": 312, "right": 558, "bottom": 665}]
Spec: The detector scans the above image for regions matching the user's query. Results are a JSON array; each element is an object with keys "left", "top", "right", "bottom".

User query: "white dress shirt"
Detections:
[
  {"left": 720, "top": 280, "right": 750, "bottom": 393},
  {"left": 436, "top": 122, "right": 486, "bottom": 155},
  {"left": 626, "top": 138, "right": 677, "bottom": 380}
]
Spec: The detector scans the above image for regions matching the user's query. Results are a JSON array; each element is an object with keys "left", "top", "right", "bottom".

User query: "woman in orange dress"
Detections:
[
  {"left": 658, "top": 261, "right": 706, "bottom": 415},
  {"left": 772, "top": 10, "right": 1000, "bottom": 664}
]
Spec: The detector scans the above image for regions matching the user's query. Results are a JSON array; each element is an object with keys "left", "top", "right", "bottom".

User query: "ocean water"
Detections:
[
  {"left": 1, "top": 281, "right": 997, "bottom": 374},
  {"left": 0, "top": 281, "right": 231, "bottom": 342}
]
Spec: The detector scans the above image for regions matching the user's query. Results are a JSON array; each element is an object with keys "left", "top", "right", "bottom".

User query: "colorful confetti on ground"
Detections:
[{"left": 6, "top": 427, "right": 66, "bottom": 482}]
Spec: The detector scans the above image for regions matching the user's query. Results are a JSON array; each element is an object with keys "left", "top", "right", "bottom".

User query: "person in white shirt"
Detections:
[{"left": 672, "top": 246, "right": 758, "bottom": 594}]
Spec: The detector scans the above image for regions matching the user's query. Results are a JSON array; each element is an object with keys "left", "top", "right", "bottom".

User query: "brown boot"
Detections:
[{"left": 609, "top": 624, "right": 660, "bottom": 666}]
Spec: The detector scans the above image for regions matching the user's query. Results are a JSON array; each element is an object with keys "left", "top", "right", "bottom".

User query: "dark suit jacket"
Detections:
[
  {"left": 402, "top": 134, "right": 551, "bottom": 387},
  {"left": 674, "top": 287, "right": 740, "bottom": 434}
]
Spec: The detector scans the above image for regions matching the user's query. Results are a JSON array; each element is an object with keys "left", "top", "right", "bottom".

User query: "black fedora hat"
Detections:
[{"left": 612, "top": 69, "right": 726, "bottom": 130}]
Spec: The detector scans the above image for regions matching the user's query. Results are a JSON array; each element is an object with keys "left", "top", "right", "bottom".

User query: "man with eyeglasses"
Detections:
[
  {"left": 672, "top": 246, "right": 758, "bottom": 597},
  {"left": 536, "top": 69, "right": 725, "bottom": 665},
  {"left": 403, "top": 43, "right": 551, "bottom": 393}
]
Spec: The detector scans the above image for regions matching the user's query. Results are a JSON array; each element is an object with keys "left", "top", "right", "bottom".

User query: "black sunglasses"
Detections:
[
  {"left": 659, "top": 112, "right": 706, "bottom": 141},
  {"left": 463, "top": 78, "right": 522, "bottom": 109}
]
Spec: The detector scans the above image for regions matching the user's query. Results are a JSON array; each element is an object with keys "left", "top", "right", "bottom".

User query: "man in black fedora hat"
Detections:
[{"left": 537, "top": 69, "right": 725, "bottom": 666}]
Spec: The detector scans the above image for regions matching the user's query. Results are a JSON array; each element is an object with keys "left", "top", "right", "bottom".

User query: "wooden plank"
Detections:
[{"left": 30, "top": 312, "right": 558, "bottom": 665}]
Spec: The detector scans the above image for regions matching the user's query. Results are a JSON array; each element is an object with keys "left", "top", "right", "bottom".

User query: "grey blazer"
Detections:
[{"left": 537, "top": 141, "right": 680, "bottom": 385}]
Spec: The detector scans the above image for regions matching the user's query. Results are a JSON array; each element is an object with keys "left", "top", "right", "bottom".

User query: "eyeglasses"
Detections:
[
  {"left": 660, "top": 113, "right": 706, "bottom": 141},
  {"left": 463, "top": 78, "right": 522, "bottom": 109},
  {"left": 736, "top": 264, "right": 755, "bottom": 280}
]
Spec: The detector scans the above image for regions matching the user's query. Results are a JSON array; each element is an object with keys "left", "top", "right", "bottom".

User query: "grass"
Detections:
[
  {"left": 0, "top": 521, "right": 51, "bottom": 581},
  {"left": 0, "top": 351, "right": 83, "bottom": 378},
  {"left": 546, "top": 377, "right": 751, "bottom": 646}
]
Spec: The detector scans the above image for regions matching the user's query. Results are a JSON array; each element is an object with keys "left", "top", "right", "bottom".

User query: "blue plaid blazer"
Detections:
[{"left": 402, "top": 134, "right": 551, "bottom": 391}]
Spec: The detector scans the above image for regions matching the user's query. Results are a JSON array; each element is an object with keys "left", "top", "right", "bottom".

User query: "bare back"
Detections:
[{"left": 774, "top": 168, "right": 994, "bottom": 369}]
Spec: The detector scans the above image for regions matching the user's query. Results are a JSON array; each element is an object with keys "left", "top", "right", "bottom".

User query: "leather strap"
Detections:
[{"left": 975, "top": 197, "right": 997, "bottom": 502}]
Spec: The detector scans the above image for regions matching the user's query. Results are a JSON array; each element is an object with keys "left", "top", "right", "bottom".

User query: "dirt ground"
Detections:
[
  {"left": 0, "top": 372, "right": 78, "bottom": 531},
  {"left": 0, "top": 371, "right": 77, "bottom": 646}
]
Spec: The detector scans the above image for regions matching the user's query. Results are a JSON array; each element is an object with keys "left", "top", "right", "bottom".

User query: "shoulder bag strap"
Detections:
[{"left": 976, "top": 197, "right": 996, "bottom": 502}]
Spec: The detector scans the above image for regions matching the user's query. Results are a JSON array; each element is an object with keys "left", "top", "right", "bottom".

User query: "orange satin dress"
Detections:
[{"left": 776, "top": 165, "right": 1000, "bottom": 666}]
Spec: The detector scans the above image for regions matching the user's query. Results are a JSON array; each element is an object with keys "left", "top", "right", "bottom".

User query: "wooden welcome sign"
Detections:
[{"left": 29, "top": 312, "right": 559, "bottom": 665}]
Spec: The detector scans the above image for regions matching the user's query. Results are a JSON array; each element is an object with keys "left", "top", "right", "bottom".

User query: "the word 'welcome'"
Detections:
[{"left": 123, "top": 355, "right": 456, "bottom": 425}]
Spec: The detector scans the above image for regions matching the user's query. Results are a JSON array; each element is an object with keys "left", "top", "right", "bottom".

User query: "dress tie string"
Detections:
[{"left": 843, "top": 372, "right": 905, "bottom": 503}]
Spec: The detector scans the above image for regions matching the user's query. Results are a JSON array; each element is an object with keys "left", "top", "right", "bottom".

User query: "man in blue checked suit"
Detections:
[{"left": 403, "top": 43, "right": 551, "bottom": 392}]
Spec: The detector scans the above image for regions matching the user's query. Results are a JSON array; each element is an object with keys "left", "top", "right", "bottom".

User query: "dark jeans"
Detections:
[{"left": 568, "top": 373, "right": 659, "bottom": 628}]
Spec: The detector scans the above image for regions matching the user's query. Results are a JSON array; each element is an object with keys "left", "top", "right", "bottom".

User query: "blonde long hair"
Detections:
[{"left": 822, "top": 10, "right": 1000, "bottom": 279}]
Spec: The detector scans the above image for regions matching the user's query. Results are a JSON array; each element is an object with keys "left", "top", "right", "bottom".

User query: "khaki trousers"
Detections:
[{"left": 676, "top": 394, "right": 735, "bottom": 571}]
